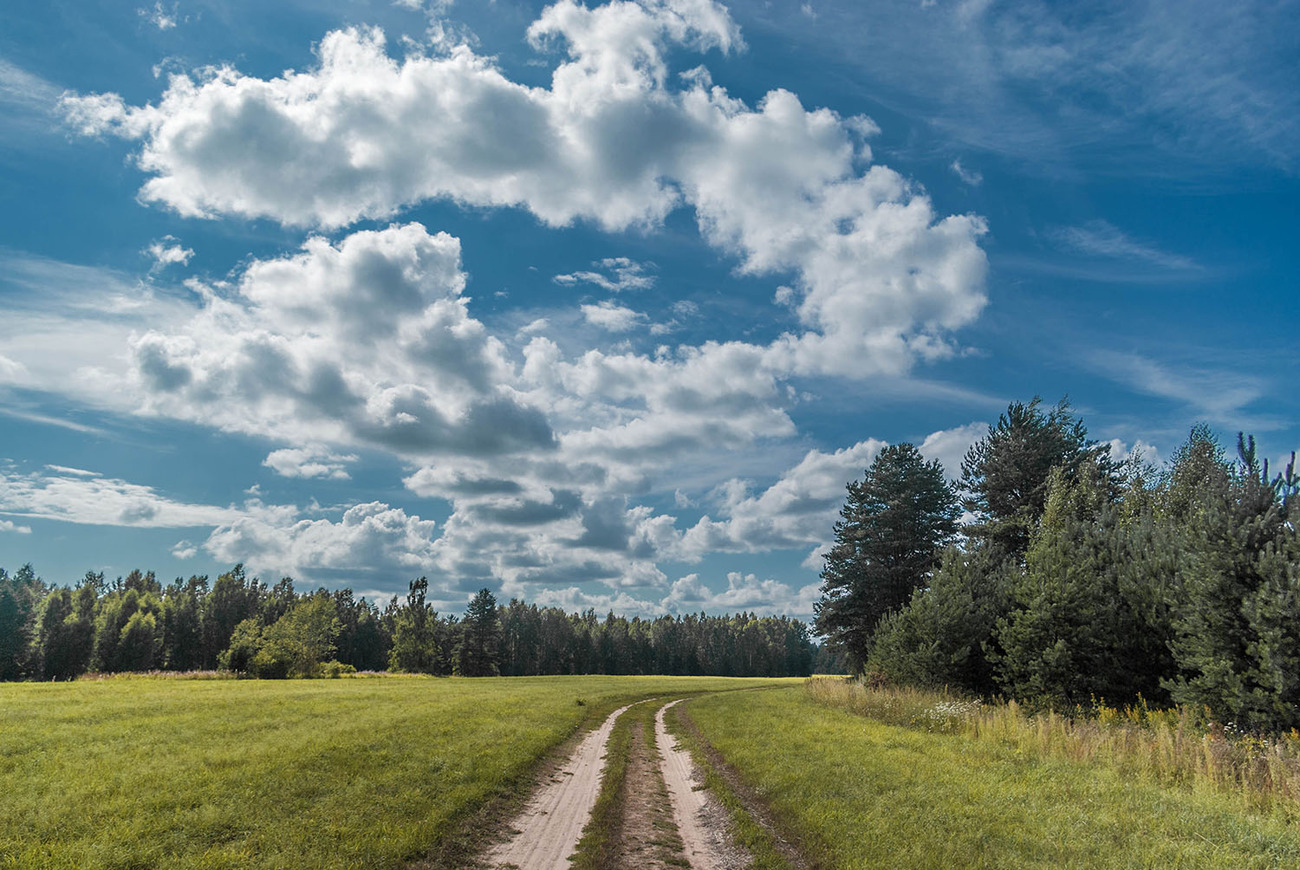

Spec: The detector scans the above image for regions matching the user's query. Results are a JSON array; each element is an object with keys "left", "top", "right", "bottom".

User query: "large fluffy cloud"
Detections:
[
  {"left": 46, "top": 0, "right": 999, "bottom": 611},
  {"left": 130, "top": 223, "right": 555, "bottom": 458},
  {"left": 63, "top": 0, "right": 986, "bottom": 378},
  {"left": 204, "top": 501, "right": 440, "bottom": 583}
]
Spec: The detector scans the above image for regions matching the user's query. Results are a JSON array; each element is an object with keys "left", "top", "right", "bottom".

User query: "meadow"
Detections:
[
  {"left": 0, "top": 673, "right": 790, "bottom": 870},
  {"left": 685, "top": 684, "right": 1300, "bottom": 869}
]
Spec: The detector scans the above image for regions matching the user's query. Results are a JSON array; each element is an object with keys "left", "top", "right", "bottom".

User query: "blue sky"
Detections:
[{"left": 1, "top": 0, "right": 1297, "bottom": 617}]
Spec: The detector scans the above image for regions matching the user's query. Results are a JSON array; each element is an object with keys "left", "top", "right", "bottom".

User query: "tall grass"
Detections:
[{"left": 804, "top": 678, "right": 1300, "bottom": 815}]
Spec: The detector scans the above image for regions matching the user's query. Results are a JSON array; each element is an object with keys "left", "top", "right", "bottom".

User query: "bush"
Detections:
[{"left": 320, "top": 660, "right": 356, "bottom": 678}]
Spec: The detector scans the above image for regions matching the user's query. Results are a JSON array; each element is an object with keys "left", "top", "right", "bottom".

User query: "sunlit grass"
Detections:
[
  {"left": 0, "top": 674, "right": 792, "bottom": 870},
  {"left": 687, "top": 685, "right": 1300, "bottom": 869},
  {"left": 805, "top": 678, "right": 1300, "bottom": 813}
]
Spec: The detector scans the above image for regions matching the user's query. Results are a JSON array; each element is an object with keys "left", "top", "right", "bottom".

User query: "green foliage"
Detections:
[
  {"left": 0, "top": 565, "right": 45, "bottom": 680},
  {"left": 815, "top": 442, "right": 960, "bottom": 671},
  {"left": 220, "top": 595, "right": 341, "bottom": 678},
  {"left": 91, "top": 579, "right": 165, "bottom": 673},
  {"left": 960, "top": 396, "right": 1115, "bottom": 556},
  {"left": 1165, "top": 436, "right": 1300, "bottom": 731},
  {"left": 219, "top": 618, "right": 264, "bottom": 674},
  {"left": 456, "top": 588, "right": 502, "bottom": 677},
  {"left": 263, "top": 594, "right": 342, "bottom": 677},
  {"left": 867, "top": 547, "right": 1014, "bottom": 695},
  {"left": 3, "top": 562, "right": 814, "bottom": 682},
  {"left": 388, "top": 577, "right": 440, "bottom": 673},
  {"left": 35, "top": 576, "right": 96, "bottom": 680},
  {"left": 992, "top": 464, "right": 1174, "bottom": 709}
]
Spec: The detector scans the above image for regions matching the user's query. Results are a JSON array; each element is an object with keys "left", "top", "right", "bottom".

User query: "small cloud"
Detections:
[
  {"left": 145, "top": 236, "right": 193, "bottom": 271},
  {"left": 0, "top": 354, "right": 27, "bottom": 381},
  {"left": 263, "top": 445, "right": 358, "bottom": 480},
  {"left": 517, "top": 317, "right": 550, "bottom": 336},
  {"left": 554, "top": 257, "right": 656, "bottom": 293},
  {"left": 139, "top": 2, "right": 179, "bottom": 30},
  {"left": 800, "top": 3, "right": 817, "bottom": 18},
  {"left": 919, "top": 422, "right": 989, "bottom": 482},
  {"left": 0, "top": 519, "right": 33, "bottom": 534},
  {"left": 171, "top": 539, "right": 197, "bottom": 559},
  {"left": 950, "top": 158, "right": 982, "bottom": 186},
  {"left": 44, "top": 464, "right": 99, "bottom": 477},
  {"left": 1106, "top": 438, "right": 1163, "bottom": 469},
  {"left": 581, "top": 301, "right": 647, "bottom": 333},
  {"left": 1050, "top": 220, "right": 1198, "bottom": 271}
]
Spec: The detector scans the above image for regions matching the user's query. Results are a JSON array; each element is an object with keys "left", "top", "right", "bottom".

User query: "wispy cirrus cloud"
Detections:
[
  {"left": 1049, "top": 220, "right": 1199, "bottom": 271},
  {"left": 1089, "top": 349, "right": 1266, "bottom": 422},
  {"left": 762, "top": 0, "right": 1300, "bottom": 174}
]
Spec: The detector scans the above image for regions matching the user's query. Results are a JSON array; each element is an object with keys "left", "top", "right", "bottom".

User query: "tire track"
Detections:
[
  {"left": 485, "top": 703, "right": 636, "bottom": 870},
  {"left": 655, "top": 699, "right": 745, "bottom": 870}
]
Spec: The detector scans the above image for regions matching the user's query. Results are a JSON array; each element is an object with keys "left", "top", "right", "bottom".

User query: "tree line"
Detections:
[
  {"left": 0, "top": 568, "right": 815, "bottom": 680},
  {"left": 815, "top": 398, "right": 1300, "bottom": 733}
]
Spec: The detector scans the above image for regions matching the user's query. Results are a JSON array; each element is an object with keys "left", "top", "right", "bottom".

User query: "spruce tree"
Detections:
[
  {"left": 457, "top": 589, "right": 501, "bottom": 677},
  {"left": 1165, "top": 434, "right": 1300, "bottom": 730}
]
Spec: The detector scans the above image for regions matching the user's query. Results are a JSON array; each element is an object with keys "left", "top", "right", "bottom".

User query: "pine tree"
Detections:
[
  {"left": 814, "top": 443, "right": 960, "bottom": 671},
  {"left": 1165, "top": 434, "right": 1300, "bottom": 730},
  {"left": 868, "top": 546, "right": 1014, "bottom": 694},
  {"left": 992, "top": 463, "right": 1175, "bottom": 708},
  {"left": 457, "top": 589, "right": 501, "bottom": 677}
]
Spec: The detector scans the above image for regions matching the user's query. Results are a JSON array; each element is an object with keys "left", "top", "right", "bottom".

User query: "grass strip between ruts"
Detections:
[{"left": 569, "top": 700, "right": 647, "bottom": 870}]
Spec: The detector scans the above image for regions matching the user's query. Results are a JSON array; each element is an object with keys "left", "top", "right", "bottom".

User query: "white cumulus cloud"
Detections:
[{"left": 62, "top": 0, "right": 986, "bottom": 378}]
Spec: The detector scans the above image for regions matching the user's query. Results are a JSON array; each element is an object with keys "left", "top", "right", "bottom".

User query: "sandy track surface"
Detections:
[
  {"left": 655, "top": 699, "right": 743, "bottom": 870},
  {"left": 485, "top": 703, "right": 634, "bottom": 870}
]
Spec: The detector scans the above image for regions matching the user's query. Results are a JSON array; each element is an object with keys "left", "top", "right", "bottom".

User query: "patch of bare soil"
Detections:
[
  {"left": 484, "top": 703, "right": 634, "bottom": 870},
  {"left": 655, "top": 699, "right": 749, "bottom": 870}
]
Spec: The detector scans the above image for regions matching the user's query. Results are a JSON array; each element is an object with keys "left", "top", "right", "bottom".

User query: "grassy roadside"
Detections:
[
  {"left": 805, "top": 679, "right": 1300, "bottom": 814},
  {"left": 666, "top": 696, "right": 806, "bottom": 870},
  {"left": 0, "top": 675, "right": 793, "bottom": 870},
  {"left": 687, "top": 686, "right": 1300, "bottom": 869}
]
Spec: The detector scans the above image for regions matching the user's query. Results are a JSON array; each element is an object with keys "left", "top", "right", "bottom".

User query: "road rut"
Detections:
[
  {"left": 484, "top": 697, "right": 741, "bottom": 870},
  {"left": 485, "top": 703, "right": 635, "bottom": 869}
]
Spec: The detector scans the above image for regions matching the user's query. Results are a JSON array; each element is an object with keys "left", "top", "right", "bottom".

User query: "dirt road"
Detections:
[
  {"left": 485, "top": 703, "right": 636, "bottom": 869},
  {"left": 655, "top": 699, "right": 741, "bottom": 870},
  {"left": 484, "top": 697, "right": 741, "bottom": 870}
]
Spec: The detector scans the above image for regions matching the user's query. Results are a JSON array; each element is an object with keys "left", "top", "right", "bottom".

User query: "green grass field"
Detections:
[
  {"left": 0, "top": 674, "right": 791, "bottom": 870},
  {"left": 685, "top": 686, "right": 1300, "bottom": 869}
]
